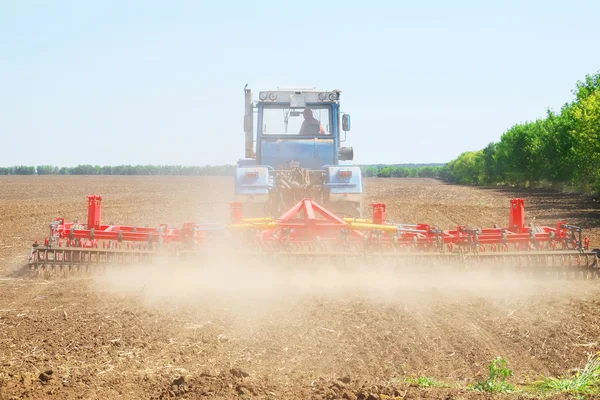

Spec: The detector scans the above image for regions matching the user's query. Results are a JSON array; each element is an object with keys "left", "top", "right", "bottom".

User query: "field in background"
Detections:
[{"left": 1, "top": 176, "right": 600, "bottom": 399}]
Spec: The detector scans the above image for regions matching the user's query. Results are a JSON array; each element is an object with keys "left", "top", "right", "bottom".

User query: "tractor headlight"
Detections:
[
  {"left": 318, "top": 93, "right": 327, "bottom": 101},
  {"left": 329, "top": 92, "right": 338, "bottom": 101},
  {"left": 338, "top": 170, "right": 352, "bottom": 178},
  {"left": 259, "top": 92, "right": 268, "bottom": 100},
  {"left": 268, "top": 93, "right": 277, "bottom": 101}
]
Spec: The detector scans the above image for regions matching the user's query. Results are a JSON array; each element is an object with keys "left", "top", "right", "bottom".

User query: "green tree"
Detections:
[
  {"left": 377, "top": 166, "right": 392, "bottom": 178},
  {"left": 571, "top": 87, "right": 600, "bottom": 190},
  {"left": 36, "top": 165, "right": 55, "bottom": 175},
  {"left": 441, "top": 70, "right": 600, "bottom": 194}
]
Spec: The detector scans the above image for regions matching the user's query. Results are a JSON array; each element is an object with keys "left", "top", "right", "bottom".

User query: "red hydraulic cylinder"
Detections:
[
  {"left": 370, "top": 203, "right": 387, "bottom": 225},
  {"left": 87, "top": 195, "right": 102, "bottom": 229},
  {"left": 229, "top": 202, "right": 243, "bottom": 223},
  {"left": 509, "top": 198, "right": 525, "bottom": 233}
]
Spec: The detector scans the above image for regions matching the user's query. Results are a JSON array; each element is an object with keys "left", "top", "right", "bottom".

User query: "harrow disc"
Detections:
[{"left": 28, "top": 245, "right": 599, "bottom": 279}]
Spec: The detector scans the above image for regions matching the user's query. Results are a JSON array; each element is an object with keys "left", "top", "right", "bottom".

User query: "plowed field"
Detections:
[{"left": 1, "top": 176, "right": 600, "bottom": 399}]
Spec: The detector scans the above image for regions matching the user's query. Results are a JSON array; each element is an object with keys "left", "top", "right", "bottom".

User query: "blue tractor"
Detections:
[{"left": 236, "top": 86, "right": 363, "bottom": 216}]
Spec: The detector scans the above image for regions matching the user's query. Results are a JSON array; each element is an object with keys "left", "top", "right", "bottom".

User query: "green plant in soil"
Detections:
[
  {"left": 532, "top": 353, "right": 600, "bottom": 396},
  {"left": 404, "top": 376, "right": 445, "bottom": 388},
  {"left": 470, "top": 356, "right": 515, "bottom": 393}
]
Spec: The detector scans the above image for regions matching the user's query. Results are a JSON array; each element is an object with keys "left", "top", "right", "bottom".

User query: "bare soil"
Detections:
[{"left": 1, "top": 176, "right": 600, "bottom": 399}]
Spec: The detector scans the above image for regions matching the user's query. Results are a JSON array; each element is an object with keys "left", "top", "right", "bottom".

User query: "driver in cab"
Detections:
[{"left": 299, "top": 108, "right": 326, "bottom": 135}]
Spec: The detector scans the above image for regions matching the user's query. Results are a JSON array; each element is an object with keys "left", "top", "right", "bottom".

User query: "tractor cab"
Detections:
[
  {"left": 251, "top": 89, "right": 351, "bottom": 170},
  {"left": 237, "top": 86, "right": 362, "bottom": 215}
]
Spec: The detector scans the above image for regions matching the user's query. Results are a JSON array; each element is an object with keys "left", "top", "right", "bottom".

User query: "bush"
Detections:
[{"left": 360, "top": 164, "right": 445, "bottom": 179}]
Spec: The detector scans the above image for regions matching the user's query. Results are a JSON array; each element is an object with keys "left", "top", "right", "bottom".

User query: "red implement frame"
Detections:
[
  {"left": 29, "top": 195, "right": 597, "bottom": 273},
  {"left": 37, "top": 195, "right": 589, "bottom": 254},
  {"left": 45, "top": 196, "right": 209, "bottom": 250},
  {"left": 257, "top": 199, "right": 364, "bottom": 244},
  {"left": 233, "top": 198, "right": 588, "bottom": 253}
]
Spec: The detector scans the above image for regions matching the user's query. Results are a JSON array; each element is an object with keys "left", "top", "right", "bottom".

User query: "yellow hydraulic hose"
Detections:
[
  {"left": 241, "top": 217, "right": 273, "bottom": 223},
  {"left": 347, "top": 222, "right": 399, "bottom": 233},
  {"left": 230, "top": 219, "right": 397, "bottom": 232},
  {"left": 343, "top": 217, "right": 371, "bottom": 223},
  {"left": 230, "top": 222, "right": 277, "bottom": 230}
]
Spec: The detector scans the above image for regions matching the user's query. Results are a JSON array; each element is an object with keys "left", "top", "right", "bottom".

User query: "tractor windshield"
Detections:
[{"left": 261, "top": 105, "right": 331, "bottom": 136}]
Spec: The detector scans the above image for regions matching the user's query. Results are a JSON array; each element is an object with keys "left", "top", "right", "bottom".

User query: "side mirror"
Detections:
[{"left": 342, "top": 114, "right": 351, "bottom": 132}]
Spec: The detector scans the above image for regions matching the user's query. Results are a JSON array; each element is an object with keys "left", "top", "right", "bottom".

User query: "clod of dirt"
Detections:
[
  {"left": 19, "top": 374, "right": 32, "bottom": 387},
  {"left": 342, "top": 392, "right": 357, "bottom": 400},
  {"left": 171, "top": 376, "right": 185, "bottom": 386},
  {"left": 357, "top": 392, "right": 378, "bottom": 400},
  {"left": 38, "top": 370, "right": 53, "bottom": 383},
  {"left": 230, "top": 368, "right": 249, "bottom": 378},
  {"left": 236, "top": 384, "right": 249, "bottom": 395},
  {"left": 338, "top": 376, "right": 352, "bottom": 384},
  {"left": 217, "top": 334, "right": 229, "bottom": 342},
  {"left": 332, "top": 381, "right": 346, "bottom": 391}
]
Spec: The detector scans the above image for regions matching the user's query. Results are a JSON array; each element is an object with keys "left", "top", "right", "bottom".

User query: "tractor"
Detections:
[{"left": 235, "top": 86, "right": 363, "bottom": 217}]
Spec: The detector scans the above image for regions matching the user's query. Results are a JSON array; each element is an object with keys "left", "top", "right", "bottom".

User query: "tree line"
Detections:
[
  {"left": 442, "top": 71, "right": 600, "bottom": 193},
  {"left": 0, "top": 165, "right": 237, "bottom": 176},
  {"left": 0, "top": 163, "right": 444, "bottom": 178},
  {"left": 360, "top": 164, "right": 444, "bottom": 178}
]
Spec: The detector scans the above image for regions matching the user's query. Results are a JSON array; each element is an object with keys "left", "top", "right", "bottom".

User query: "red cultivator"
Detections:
[
  {"left": 29, "top": 195, "right": 222, "bottom": 271},
  {"left": 46, "top": 196, "right": 214, "bottom": 248},
  {"left": 29, "top": 195, "right": 599, "bottom": 275}
]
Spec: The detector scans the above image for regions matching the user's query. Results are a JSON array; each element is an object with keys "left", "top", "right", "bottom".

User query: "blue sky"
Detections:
[{"left": 1, "top": 0, "right": 599, "bottom": 166}]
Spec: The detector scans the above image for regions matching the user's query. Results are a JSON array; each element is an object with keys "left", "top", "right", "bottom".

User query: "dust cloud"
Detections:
[{"left": 93, "top": 253, "right": 597, "bottom": 317}]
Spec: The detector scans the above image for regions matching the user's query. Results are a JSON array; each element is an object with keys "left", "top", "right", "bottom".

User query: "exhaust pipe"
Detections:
[{"left": 244, "top": 85, "right": 254, "bottom": 159}]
